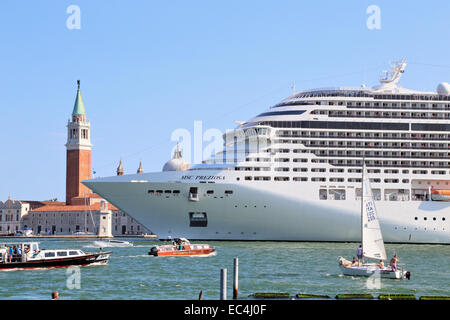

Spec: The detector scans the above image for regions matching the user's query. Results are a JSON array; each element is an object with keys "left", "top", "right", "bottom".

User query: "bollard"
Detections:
[
  {"left": 220, "top": 268, "right": 227, "bottom": 300},
  {"left": 233, "top": 257, "right": 239, "bottom": 299}
]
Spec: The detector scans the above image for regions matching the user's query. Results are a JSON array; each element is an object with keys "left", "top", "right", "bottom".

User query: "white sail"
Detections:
[{"left": 361, "top": 163, "right": 387, "bottom": 260}]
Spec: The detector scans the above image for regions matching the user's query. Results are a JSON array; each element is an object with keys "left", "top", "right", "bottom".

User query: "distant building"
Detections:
[
  {"left": 23, "top": 81, "right": 152, "bottom": 236},
  {"left": 162, "top": 144, "right": 190, "bottom": 171},
  {"left": 0, "top": 199, "right": 30, "bottom": 235}
]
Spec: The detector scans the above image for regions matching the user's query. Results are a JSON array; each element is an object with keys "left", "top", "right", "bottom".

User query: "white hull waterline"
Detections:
[
  {"left": 338, "top": 263, "right": 407, "bottom": 279},
  {"left": 84, "top": 170, "right": 449, "bottom": 243}
]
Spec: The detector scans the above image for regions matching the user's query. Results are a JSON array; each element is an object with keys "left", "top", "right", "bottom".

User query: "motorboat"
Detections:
[
  {"left": 338, "top": 161, "right": 410, "bottom": 280},
  {"left": 431, "top": 189, "right": 450, "bottom": 201},
  {"left": 148, "top": 238, "right": 216, "bottom": 257},
  {"left": 0, "top": 241, "right": 111, "bottom": 270},
  {"left": 92, "top": 239, "right": 133, "bottom": 247}
]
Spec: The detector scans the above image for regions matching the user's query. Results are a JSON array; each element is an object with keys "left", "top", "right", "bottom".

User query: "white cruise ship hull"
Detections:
[{"left": 83, "top": 171, "right": 450, "bottom": 244}]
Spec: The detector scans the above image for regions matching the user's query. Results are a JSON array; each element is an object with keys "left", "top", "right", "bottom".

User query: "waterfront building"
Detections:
[
  {"left": 117, "top": 160, "right": 124, "bottom": 176},
  {"left": 66, "top": 80, "right": 92, "bottom": 205},
  {"left": 22, "top": 81, "right": 151, "bottom": 236},
  {"left": 0, "top": 199, "right": 30, "bottom": 235},
  {"left": 162, "top": 144, "right": 190, "bottom": 171},
  {"left": 137, "top": 161, "right": 144, "bottom": 174}
]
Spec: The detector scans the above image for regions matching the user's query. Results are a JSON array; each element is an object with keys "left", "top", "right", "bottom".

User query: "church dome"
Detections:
[
  {"left": 437, "top": 82, "right": 450, "bottom": 95},
  {"left": 162, "top": 145, "right": 190, "bottom": 172}
]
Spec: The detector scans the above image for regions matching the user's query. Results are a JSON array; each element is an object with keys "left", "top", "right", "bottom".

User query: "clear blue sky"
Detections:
[{"left": 1, "top": 0, "right": 449, "bottom": 201}]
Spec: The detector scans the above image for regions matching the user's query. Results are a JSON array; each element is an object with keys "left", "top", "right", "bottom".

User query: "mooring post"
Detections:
[
  {"left": 233, "top": 257, "right": 239, "bottom": 299},
  {"left": 220, "top": 268, "right": 227, "bottom": 300}
]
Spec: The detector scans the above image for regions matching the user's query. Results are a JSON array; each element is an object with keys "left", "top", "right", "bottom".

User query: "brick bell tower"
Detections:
[{"left": 65, "top": 80, "right": 93, "bottom": 204}]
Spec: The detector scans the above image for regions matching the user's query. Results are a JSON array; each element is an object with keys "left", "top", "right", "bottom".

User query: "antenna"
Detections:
[
  {"left": 291, "top": 82, "right": 296, "bottom": 95},
  {"left": 379, "top": 59, "right": 407, "bottom": 86}
]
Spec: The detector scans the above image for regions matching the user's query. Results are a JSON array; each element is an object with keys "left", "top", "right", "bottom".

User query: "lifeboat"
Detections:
[
  {"left": 431, "top": 190, "right": 450, "bottom": 201},
  {"left": 148, "top": 238, "right": 216, "bottom": 257}
]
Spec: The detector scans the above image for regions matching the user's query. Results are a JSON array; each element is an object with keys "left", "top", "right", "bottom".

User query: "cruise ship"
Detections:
[{"left": 84, "top": 59, "right": 450, "bottom": 244}]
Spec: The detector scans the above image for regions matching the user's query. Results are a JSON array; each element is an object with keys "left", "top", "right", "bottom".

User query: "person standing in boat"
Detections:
[
  {"left": 16, "top": 246, "right": 22, "bottom": 262},
  {"left": 390, "top": 254, "right": 399, "bottom": 271},
  {"left": 356, "top": 245, "right": 363, "bottom": 265},
  {"left": 8, "top": 246, "right": 14, "bottom": 263}
]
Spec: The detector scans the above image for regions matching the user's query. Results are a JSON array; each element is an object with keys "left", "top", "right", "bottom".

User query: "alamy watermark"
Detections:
[
  {"left": 66, "top": 266, "right": 81, "bottom": 289},
  {"left": 366, "top": 5, "right": 381, "bottom": 30},
  {"left": 66, "top": 5, "right": 81, "bottom": 30},
  {"left": 170, "top": 120, "right": 272, "bottom": 166},
  {"left": 366, "top": 269, "right": 381, "bottom": 289}
]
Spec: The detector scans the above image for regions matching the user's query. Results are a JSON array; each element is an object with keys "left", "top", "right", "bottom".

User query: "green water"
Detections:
[{"left": 0, "top": 239, "right": 448, "bottom": 300}]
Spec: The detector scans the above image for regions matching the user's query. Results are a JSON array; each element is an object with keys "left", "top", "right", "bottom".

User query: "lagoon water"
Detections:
[{"left": 0, "top": 238, "right": 448, "bottom": 300}]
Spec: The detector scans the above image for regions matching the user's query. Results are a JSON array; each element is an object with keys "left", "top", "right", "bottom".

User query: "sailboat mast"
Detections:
[{"left": 361, "top": 157, "right": 365, "bottom": 256}]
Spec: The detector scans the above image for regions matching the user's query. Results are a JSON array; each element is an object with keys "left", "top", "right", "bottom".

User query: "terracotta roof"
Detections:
[{"left": 31, "top": 202, "right": 118, "bottom": 212}]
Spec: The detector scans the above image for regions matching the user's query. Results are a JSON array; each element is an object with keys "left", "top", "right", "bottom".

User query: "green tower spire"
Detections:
[{"left": 72, "top": 80, "right": 86, "bottom": 116}]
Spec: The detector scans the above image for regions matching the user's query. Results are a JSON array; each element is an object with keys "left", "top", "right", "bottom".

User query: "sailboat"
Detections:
[{"left": 338, "top": 161, "right": 410, "bottom": 280}]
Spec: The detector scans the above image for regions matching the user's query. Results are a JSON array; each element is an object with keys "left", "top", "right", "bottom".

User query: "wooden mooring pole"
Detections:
[
  {"left": 220, "top": 268, "right": 227, "bottom": 300},
  {"left": 233, "top": 257, "right": 239, "bottom": 299}
]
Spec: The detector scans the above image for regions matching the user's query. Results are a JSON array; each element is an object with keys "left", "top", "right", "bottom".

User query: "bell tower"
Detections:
[{"left": 65, "top": 80, "right": 93, "bottom": 204}]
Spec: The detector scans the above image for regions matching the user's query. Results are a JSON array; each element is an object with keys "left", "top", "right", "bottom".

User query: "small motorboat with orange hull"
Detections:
[
  {"left": 148, "top": 238, "right": 216, "bottom": 257},
  {"left": 431, "top": 189, "right": 450, "bottom": 201}
]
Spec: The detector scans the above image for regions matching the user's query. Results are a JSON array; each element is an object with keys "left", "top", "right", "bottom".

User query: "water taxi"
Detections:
[
  {"left": 148, "top": 238, "right": 216, "bottom": 257},
  {"left": 0, "top": 241, "right": 111, "bottom": 270}
]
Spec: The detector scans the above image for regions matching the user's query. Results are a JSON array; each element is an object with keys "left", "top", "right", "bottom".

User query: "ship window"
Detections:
[
  {"left": 57, "top": 251, "right": 68, "bottom": 257},
  {"left": 206, "top": 190, "right": 214, "bottom": 194},
  {"left": 329, "top": 189, "right": 345, "bottom": 200},
  {"left": 69, "top": 251, "right": 79, "bottom": 256},
  {"left": 225, "top": 190, "right": 233, "bottom": 194},
  {"left": 164, "top": 190, "right": 171, "bottom": 193},
  {"left": 45, "top": 252, "right": 55, "bottom": 258},
  {"left": 189, "top": 212, "right": 207, "bottom": 227},
  {"left": 173, "top": 190, "right": 180, "bottom": 194},
  {"left": 189, "top": 187, "right": 198, "bottom": 194},
  {"left": 156, "top": 190, "right": 163, "bottom": 194}
]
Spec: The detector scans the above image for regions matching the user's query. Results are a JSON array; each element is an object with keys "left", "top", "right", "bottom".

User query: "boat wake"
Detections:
[{"left": 85, "top": 240, "right": 133, "bottom": 248}]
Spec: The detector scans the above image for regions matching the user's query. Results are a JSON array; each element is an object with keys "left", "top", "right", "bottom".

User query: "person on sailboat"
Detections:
[
  {"left": 377, "top": 260, "right": 385, "bottom": 269},
  {"left": 356, "top": 245, "right": 363, "bottom": 265},
  {"left": 389, "top": 254, "right": 399, "bottom": 271}
]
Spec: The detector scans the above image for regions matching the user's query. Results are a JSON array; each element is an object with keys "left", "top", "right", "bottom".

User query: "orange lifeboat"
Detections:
[
  {"left": 431, "top": 189, "right": 450, "bottom": 201},
  {"left": 148, "top": 238, "right": 216, "bottom": 257}
]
